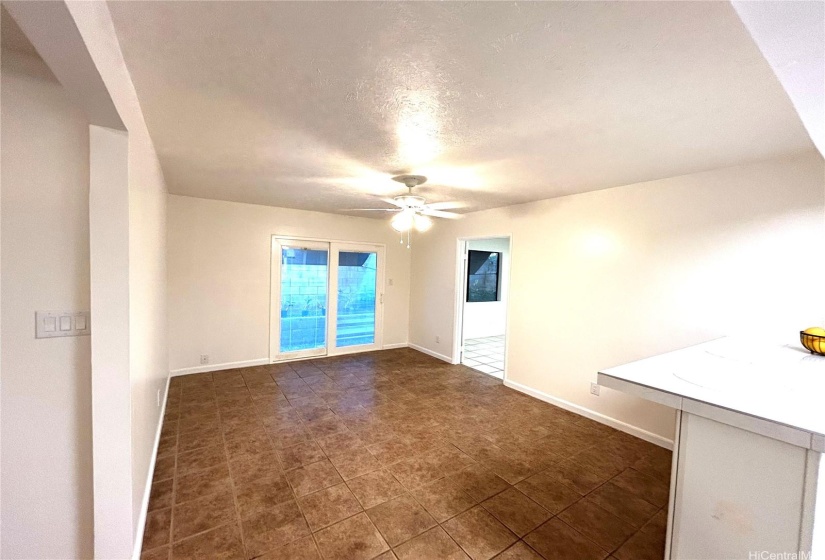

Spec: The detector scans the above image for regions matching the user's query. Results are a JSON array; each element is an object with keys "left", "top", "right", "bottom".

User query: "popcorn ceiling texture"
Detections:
[{"left": 108, "top": 1, "right": 814, "bottom": 216}]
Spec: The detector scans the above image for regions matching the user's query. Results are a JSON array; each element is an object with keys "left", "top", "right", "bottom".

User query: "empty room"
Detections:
[{"left": 1, "top": 2, "right": 824, "bottom": 560}]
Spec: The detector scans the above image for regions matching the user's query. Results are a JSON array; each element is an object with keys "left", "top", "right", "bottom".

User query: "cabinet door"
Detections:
[{"left": 671, "top": 413, "right": 807, "bottom": 559}]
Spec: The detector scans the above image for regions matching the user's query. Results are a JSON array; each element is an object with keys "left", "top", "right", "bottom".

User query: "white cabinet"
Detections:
[
  {"left": 671, "top": 412, "right": 815, "bottom": 559},
  {"left": 599, "top": 339, "right": 825, "bottom": 560}
]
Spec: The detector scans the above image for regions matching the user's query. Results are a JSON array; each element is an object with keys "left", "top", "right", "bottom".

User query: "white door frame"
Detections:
[
  {"left": 269, "top": 235, "right": 386, "bottom": 362},
  {"left": 327, "top": 242, "right": 385, "bottom": 357},
  {"left": 452, "top": 235, "right": 513, "bottom": 382},
  {"left": 270, "top": 238, "right": 331, "bottom": 361}
]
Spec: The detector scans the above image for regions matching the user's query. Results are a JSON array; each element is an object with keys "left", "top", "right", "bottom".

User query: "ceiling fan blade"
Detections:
[
  {"left": 381, "top": 198, "right": 407, "bottom": 208},
  {"left": 420, "top": 209, "right": 462, "bottom": 219},
  {"left": 424, "top": 201, "right": 466, "bottom": 211},
  {"left": 345, "top": 208, "right": 401, "bottom": 212}
]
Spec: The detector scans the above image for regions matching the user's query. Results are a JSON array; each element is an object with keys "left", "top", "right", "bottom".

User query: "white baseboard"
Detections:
[
  {"left": 503, "top": 379, "right": 673, "bottom": 450},
  {"left": 132, "top": 375, "right": 170, "bottom": 560},
  {"left": 408, "top": 343, "right": 453, "bottom": 364},
  {"left": 170, "top": 358, "right": 269, "bottom": 377},
  {"left": 382, "top": 342, "right": 408, "bottom": 350}
]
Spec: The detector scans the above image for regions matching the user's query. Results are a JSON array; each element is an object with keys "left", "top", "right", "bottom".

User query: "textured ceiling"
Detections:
[{"left": 108, "top": 1, "right": 814, "bottom": 217}]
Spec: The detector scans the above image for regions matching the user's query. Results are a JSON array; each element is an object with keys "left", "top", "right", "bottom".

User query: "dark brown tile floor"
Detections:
[{"left": 142, "top": 348, "right": 672, "bottom": 560}]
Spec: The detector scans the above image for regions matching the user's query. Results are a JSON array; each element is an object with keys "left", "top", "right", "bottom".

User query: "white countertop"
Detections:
[{"left": 598, "top": 337, "right": 825, "bottom": 448}]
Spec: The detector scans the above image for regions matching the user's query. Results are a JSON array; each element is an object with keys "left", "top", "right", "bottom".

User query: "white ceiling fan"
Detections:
[{"left": 349, "top": 175, "right": 463, "bottom": 234}]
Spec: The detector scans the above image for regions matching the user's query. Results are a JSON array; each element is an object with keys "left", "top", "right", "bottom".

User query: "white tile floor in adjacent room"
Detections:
[{"left": 462, "top": 335, "right": 505, "bottom": 378}]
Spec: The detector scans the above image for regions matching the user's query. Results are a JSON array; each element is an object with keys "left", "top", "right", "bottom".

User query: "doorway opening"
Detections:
[
  {"left": 269, "top": 236, "right": 385, "bottom": 361},
  {"left": 454, "top": 236, "right": 511, "bottom": 380}
]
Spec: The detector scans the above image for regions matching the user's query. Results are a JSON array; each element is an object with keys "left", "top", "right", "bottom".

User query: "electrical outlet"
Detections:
[
  {"left": 435, "top": 335, "right": 440, "bottom": 344},
  {"left": 590, "top": 382, "right": 600, "bottom": 396},
  {"left": 200, "top": 354, "right": 209, "bottom": 365}
]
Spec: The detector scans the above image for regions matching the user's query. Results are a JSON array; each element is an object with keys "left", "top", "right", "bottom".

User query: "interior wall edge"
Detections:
[
  {"left": 408, "top": 343, "right": 453, "bottom": 364},
  {"left": 170, "top": 358, "right": 270, "bottom": 378},
  {"left": 504, "top": 379, "right": 674, "bottom": 450}
]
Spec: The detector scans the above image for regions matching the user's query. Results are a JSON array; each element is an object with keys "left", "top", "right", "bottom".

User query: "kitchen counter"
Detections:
[
  {"left": 598, "top": 337, "right": 824, "bottom": 560},
  {"left": 599, "top": 337, "right": 825, "bottom": 451}
]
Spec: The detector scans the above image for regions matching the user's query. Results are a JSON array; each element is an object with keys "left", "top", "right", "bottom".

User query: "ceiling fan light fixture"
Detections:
[
  {"left": 413, "top": 213, "right": 433, "bottom": 232},
  {"left": 391, "top": 209, "right": 415, "bottom": 232}
]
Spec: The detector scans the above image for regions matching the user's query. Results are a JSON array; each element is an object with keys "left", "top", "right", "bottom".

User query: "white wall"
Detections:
[
  {"left": 0, "top": 49, "right": 94, "bottom": 559},
  {"left": 89, "top": 125, "right": 133, "bottom": 560},
  {"left": 463, "top": 237, "right": 510, "bottom": 340},
  {"left": 167, "top": 195, "right": 411, "bottom": 373},
  {"left": 65, "top": 2, "right": 170, "bottom": 553},
  {"left": 410, "top": 152, "right": 825, "bottom": 443}
]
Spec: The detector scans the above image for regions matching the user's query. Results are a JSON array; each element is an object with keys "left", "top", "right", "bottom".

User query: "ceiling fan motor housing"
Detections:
[
  {"left": 394, "top": 195, "right": 426, "bottom": 208},
  {"left": 392, "top": 174, "right": 427, "bottom": 188}
]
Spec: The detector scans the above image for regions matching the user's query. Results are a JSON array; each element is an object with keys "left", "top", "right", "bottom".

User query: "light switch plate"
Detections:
[{"left": 36, "top": 311, "right": 91, "bottom": 338}]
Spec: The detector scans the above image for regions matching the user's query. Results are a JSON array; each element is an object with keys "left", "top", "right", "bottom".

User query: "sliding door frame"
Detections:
[
  {"left": 327, "top": 242, "right": 386, "bottom": 357},
  {"left": 269, "top": 235, "right": 386, "bottom": 363},
  {"left": 269, "top": 238, "right": 331, "bottom": 362}
]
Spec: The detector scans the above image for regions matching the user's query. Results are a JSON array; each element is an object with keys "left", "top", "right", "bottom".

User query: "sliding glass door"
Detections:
[
  {"left": 329, "top": 244, "right": 381, "bottom": 352},
  {"left": 272, "top": 239, "right": 330, "bottom": 360},
  {"left": 270, "top": 238, "right": 384, "bottom": 361}
]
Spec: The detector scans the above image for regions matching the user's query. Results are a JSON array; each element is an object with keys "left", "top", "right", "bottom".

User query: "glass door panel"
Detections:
[
  {"left": 335, "top": 251, "right": 377, "bottom": 347},
  {"left": 271, "top": 238, "right": 384, "bottom": 361},
  {"left": 272, "top": 239, "right": 330, "bottom": 360}
]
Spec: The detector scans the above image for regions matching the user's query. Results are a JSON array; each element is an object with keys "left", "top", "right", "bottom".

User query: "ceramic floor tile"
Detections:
[
  {"left": 313, "top": 512, "right": 389, "bottom": 560},
  {"left": 328, "top": 446, "right": 382, "bottom": 480},
  {"left": 538, "top": 460, "right": 608, "bottom": 496},
  {"left": 175, "top": 463, "right": 232, "bottom": 504},
  {"left": 277, "top": 441, "right": 327, "bottom": 471},
  {"left": 149, "top": 479, "right": 174, "bottom": 511},
  {"left": 141, "top": 545, "right": 170, "bottom": 560},
  {"left": 366, "top": 494, "right": 437, "bottom": 547},
  {"left": 254, "top": 536, "right": 321, "bottom": 560},
  {"left": 558, "top": 498, "right": 636, "bottom": 553},
  {"left": 233, "top": 472, "right": 294, "bottom": 519},
  {"left": 153, "top": 456, "right": 176, "bottom": 482},
  {"left": 481, "top": 487, "right": 551, "bottom": 537},
  {"left": 450, "top": 465, "right": 510, "bottom": 503},
  {"left": 523, "top": 518, "right": 608, "bottom": 560},
  {"left": 586, "top": 483, "right": 660, "bottom": 529},
  {"left": 367, "top": 438, "right": 415, "bottom": 466},
  {"left": 144, "top": 349, "right": 669, "bottom": 560},
  {"left": 297, "top": 482, "right": 363, "bottom": 531},
  {"left": 176, "top": 444, "right": 226, "bottom": 476},
  {"left": 172, "top": 490, "right": 236, "bottom": 542},
  {"left": 492, "top": 542, "right": 543, "bottom": 559},
  {"left": 284, "top": 458, "right": 344, "bottom": 497},
  {"left": 442, "top": 506, "right": 517, "bottom": 560},
  {"left": 241, "top": 500, "right": 311, "bottom": 558},
  {"left": 394, "top": 526, "right": 469, "bottom": 560},
  {"left": 316, "top": 430, "right": 365, "bottom": 456},
  {"left": 347, "top": 468, "right": 407, "bottom": 509},
  {"left": 143, "top": 508, "right": 172, "bottom": 551},
  {"left": 515, "top": 473, "right": 580, "bottom": 514},
  {"left": 411, "top": 475, "right": 478, "bottom": 523},
  {"left": 610, "top": 468, "right": 670, "bottom": 508},
  {"left": 613, "top": 510, "right": 667, "bottom": 560},
  {"left": 170, "top": 523, "right": 244, "bottom": 560},
  {"left": 229, "top": 451, "right": 282, "bottom": 485}
]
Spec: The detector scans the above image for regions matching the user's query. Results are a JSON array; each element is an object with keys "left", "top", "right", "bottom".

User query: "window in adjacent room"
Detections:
[{"left": 467, "top": 250, "right": 500, "bottom": 302}]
